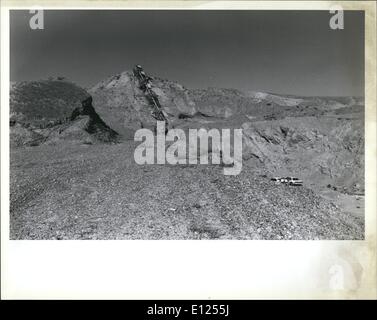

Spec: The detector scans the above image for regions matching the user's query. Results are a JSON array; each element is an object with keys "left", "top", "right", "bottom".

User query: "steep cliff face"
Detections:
[
  {"left": 89, "top": 71, "right": 197, "bottom": 135},
  {"left": 46, "top": 97, "right": 119, "bottom": 145}
]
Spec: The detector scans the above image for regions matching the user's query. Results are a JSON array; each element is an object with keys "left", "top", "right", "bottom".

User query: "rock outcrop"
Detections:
[
  {"left": 10, "top": 79, "right": 90, "bottom": 126},
  {"left": 10, "top": 80, "right": 118, "bottom": 146},
  {"left": 46, "top": 96, "right": 119, "bottom": 145},
  {"left": 89, "top": 71, "right": 197, "bottom": 136}
]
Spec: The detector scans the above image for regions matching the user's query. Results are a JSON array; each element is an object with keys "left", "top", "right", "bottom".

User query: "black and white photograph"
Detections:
[
  {"left": 8, "top": 9, "right": 366, "bottom": 240},
  {"left": 1, "top": 0, "right": 377, "bottom": 303}
]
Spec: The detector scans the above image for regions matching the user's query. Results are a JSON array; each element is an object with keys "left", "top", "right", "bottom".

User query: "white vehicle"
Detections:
[{"left": 271, "top": 177, "right": 303, "bottom": 186}]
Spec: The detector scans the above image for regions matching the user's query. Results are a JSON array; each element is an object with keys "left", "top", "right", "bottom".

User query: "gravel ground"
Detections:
[{"left": 10, "top": 141, "right": 364, "bottom": 240}]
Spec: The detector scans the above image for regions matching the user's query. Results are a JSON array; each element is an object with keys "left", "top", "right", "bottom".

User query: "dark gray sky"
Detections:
[{"left": 10, "top": 10, "right": 364, "bottom": 96}]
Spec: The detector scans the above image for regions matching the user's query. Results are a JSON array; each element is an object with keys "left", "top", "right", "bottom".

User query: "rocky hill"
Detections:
[
  {"left": 89, "top": 71, "right": 197, "bottom": 136},
  {"left": 10, "top": 80, "right": 118, "bottom": 147},
  {"left": 10, "top": 79, "right": 90, "bottom": 125}
]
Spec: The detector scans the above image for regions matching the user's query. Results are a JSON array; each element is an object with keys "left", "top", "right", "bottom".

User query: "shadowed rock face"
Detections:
[
  {"left": 70, "top": 96, "right": 119, "bottom": 142},
  {"left": 10, "top": 81, "right": 119, "bottom": 147},
  {"left": 43, "top": 96, "right": 119, "bottom": 145}
]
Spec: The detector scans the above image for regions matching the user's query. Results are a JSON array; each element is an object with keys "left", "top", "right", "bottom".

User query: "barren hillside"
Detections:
[
  {"left": 10, "top": 80, "right": 118, "bottom": 147},
  {"left": 9, "top": 71, "right": 365, "bottom": 239}
]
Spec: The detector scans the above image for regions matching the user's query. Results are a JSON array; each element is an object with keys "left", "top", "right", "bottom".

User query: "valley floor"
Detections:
[{"left": 10, "top": 141, "right": 364, "bottom": 240}]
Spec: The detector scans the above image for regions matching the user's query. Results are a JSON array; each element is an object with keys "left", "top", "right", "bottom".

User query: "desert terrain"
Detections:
[{"left": 9, "top": 71, "right": 364, "bottom": 239}]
